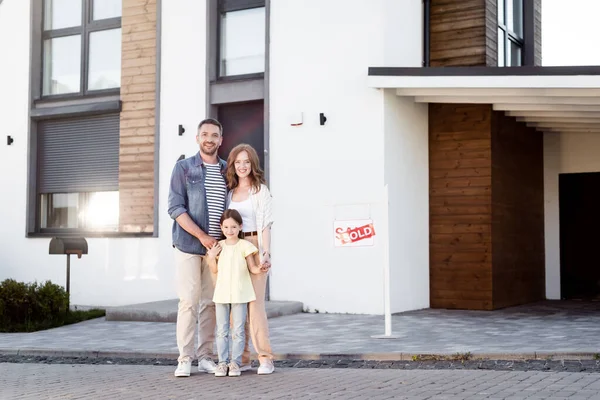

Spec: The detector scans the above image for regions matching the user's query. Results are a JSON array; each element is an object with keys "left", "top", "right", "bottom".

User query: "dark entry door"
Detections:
[
  {"left": 559, "top": 172, "right": 600, "bottom": 300},
  {"left": 217, "top": 101, "right": 265, "bottom": 167}
]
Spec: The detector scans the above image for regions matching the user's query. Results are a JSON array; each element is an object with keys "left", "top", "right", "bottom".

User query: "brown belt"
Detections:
[{"left": 243, "top": 231, "right": 258, "bottom": 237}]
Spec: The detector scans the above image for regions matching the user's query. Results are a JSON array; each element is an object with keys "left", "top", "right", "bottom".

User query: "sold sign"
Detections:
[{"left": 334, "top": 220, "right": 376, "bottom": 247}]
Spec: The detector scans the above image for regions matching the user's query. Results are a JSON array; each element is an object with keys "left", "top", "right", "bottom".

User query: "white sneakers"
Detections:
[
  {"left": 257, "top": 360, "right": 275, "bottom": 375},
  {"left": 214, "top": 362, "right": 228, "bottom": 377},
  {"left": 175, "top": 358, "right": 273, "bottom": 377},
  {"left": 214, "top": 362, "right": 243, "bottom": 377},
  {"left": 174, "top": 360, "right": 191, "bottom": 377},
  {"left": 227, "top": 362, "right": 241, "bottom": 377},
  {"left": 175, "top": 358, "right": 216, "bottom": 377},
  {"left": 197, "top": 357, "right": 217, "bottom": 373}
]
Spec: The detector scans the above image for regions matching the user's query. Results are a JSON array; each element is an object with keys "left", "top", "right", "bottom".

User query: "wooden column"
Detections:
[
  {"left": 491, "top": 111, "right": 545, "bottom": 309},
  {"left": 429, "top": 104, "right": 493, "bottom": 310},
  {"left": 119, "top": 0, "right": 157, "bottom": 233},
  {"left": 428, "top": 1, "right": 545, "bottom": 310}
]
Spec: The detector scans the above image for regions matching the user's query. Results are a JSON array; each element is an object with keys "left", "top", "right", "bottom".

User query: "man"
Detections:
[{"left": 168, "top": 118, "right": 227, "bottom": 377}]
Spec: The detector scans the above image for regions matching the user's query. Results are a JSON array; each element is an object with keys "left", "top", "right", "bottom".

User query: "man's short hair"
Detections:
[{"left": 197, "top": 118, "right": 223, "bottom": 136}]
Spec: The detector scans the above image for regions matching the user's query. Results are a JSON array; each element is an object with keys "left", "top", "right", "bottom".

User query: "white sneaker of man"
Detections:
[
  {"left": 257, "top": 359, "right": 275, "bottom": 375},
  {"left": 174, "top": 360, "right": 191, "bottom": 377},
  {"left": 198, "top": 357, "right": 217, "bottom": 373}
]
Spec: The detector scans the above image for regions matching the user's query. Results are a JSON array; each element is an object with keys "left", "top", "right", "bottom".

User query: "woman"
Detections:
[{"left": 225, "top": 143, "right": 274, "bottom": 375}]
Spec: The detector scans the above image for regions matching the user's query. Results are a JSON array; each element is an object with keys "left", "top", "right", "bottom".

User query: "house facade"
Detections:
[{"left": 0, "top": 0, "right": 598, "bottom": 314}]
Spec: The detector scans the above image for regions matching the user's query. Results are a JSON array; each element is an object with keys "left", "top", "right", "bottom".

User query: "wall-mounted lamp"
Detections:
[
  {"left": 319, "top": 113, "right": 327, "bottom": 126},
  {"left": 177, "top": 154, "right": 185, "bottom": 161},
  {"left": 178, "top": 125, "right": 185, "bottom": 136},
  {"left": 6, "top": 135, "right": 14, "bottom": 145}
]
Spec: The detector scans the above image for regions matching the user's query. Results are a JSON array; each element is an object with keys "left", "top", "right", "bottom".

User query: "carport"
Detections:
[{"left": 369, "top": 66, "right": 600, "bottom": 309}]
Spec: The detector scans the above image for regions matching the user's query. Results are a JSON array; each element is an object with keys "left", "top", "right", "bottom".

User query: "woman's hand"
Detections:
[
  {"left": 206, "top": 243, "right": 221, "bottom": 259},
  {"left": 260, "top": 253, "right": 271, "bottom": 272}
]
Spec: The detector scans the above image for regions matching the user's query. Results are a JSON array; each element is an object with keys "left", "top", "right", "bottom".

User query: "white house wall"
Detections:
[
  {"left": 0, "top": 0, "right": 32, "bottom": 282},
  {"left": 383, "top": 90, "right": 429, "bottom": 313},
  {"left": 268, "top": 0, "right": 426, "bottom": 314},
  {"left": 544, "top": 132, "right": 600, "bottom": 299},
  {"left": 0, "top": 0, "right": 208, "bottom": 307},
  {"left": 0, "top": 0, "right": 430, "bottom": 313}
]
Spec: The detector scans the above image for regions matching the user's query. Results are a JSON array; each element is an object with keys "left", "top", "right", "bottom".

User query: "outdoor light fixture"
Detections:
[
  {"left": 319, "top": 113, "right": 327, "bottom": 126},
  {"left": 6, "top": 135, "right": 13, "bottom": 145},
  {"left": 178, "top": 124, "right": 185, "bottom": 136}
]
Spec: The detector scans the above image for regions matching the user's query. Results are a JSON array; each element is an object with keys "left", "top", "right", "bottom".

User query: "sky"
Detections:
[{"left": 542, "top": 0, "right": 600, "bottom": 66}]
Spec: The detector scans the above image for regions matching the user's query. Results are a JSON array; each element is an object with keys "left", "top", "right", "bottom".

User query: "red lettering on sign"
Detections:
[{"left": 335, "top": 223, "right": 376, "bottom": 245}]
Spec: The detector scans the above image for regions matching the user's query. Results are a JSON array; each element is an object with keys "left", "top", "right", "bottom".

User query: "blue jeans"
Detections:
[{"left": 215, "top": 303, "right": 247, "bottom": 365}]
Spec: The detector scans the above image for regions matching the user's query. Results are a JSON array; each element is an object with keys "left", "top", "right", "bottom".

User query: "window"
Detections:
[
  {"left": 218, "top": 1, "right": 265, "bottom": 77},
  {"left": 40, "top": 192, "right": 119, "bottom": 231},
  {"left": 37, "top": 114, "right": 120, "bottom": 233},
  {"left": 42, "top": 0, "right": 121, "bottom": 96},
  {"left": 497, "top": 0, "right": 523, "bottom": 66}
]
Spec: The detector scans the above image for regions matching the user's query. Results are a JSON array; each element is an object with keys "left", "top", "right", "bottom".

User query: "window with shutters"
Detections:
[
  {"left": 37, "top": 114, "right": 120, "bottom": 232},
  {"left": 29, "top": 0, "right": 124, "bottom": 234}
]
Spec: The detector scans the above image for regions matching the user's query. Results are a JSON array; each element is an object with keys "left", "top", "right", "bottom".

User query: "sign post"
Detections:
[{"left": 371, "top": 185, "right": 398, "bottom": 339}]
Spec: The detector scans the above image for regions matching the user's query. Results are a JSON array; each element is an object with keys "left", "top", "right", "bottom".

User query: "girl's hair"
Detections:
[
  {"left": 226, "top": 144, "right": 266, "bottom": 192},
  {"left": 220, "top": 209, "right": 244, "bottom": 239}
]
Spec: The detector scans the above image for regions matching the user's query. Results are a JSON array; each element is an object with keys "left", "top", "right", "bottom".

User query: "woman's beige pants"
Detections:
[{"left": 242, "top": 235, "right": 273, "bottom": 364}]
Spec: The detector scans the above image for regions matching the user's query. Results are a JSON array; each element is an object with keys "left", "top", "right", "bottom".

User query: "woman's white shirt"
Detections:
[
  {"left": 227, "top": 184, "right": 274, "bottom": 259},
  {"left": 229, "top": 197, "right": 257, "bottom": 232}
]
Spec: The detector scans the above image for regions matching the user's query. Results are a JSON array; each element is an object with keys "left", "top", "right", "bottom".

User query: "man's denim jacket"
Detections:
[{"left": 167, "top": 152, "right": 227, "bottom": 255}]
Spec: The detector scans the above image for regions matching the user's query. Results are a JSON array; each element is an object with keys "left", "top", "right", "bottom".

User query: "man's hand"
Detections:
[
  {"left": 206, "top": 243, "right": 221, "bottom": 259},
  {"left": 198, "top": 233, "right": 217, "bottom": 249}
]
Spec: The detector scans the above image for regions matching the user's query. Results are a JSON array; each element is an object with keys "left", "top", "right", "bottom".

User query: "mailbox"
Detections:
[
  {"left": 49, "top": 237, "right": 88, "bottom": 258},
  {"left": 49, "top": 237, "right": 88, "bottom": 305}
]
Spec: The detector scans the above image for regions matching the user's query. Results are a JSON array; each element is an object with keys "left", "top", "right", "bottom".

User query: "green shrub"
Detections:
[{"left": 0, "top": 279, "right": 70, "bottom": 332}]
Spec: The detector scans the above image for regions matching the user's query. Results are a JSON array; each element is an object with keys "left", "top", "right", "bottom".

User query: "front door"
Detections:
[{"left": 559, "top": 172, "right": 600, "bottom": 300}]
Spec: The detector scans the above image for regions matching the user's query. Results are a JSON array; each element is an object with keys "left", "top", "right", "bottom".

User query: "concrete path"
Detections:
[
  {"left": 0, "top": 301, "right": 599, "bottom": 360},
  {"left": 104, "top": 299, "right": 303, "bottom": 322},
  {"left": 3, "top": 363, "right": 600, "bottom": 399}
]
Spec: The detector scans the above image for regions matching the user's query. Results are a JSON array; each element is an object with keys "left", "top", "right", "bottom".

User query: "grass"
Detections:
[
  {"left": 0, "top": 309, "right": 106, "bottom": 333},
  {"left": 411, "top": 352, "right": 473, "bottom": 362}
]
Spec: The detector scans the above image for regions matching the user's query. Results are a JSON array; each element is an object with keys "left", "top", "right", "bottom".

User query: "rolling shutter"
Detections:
[{"left": 38, "top": 113, "right": 119, "bottom": 194}]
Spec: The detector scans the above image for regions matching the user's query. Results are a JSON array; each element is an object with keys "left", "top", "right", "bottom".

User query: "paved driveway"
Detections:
[{"left": 2, "top": 363, "right": 600, "bottom": 399}]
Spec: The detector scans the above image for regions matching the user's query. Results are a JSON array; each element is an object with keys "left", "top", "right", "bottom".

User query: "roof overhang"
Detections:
[{"left": 368, "top": 66, "right": 600, "bottom": 134}]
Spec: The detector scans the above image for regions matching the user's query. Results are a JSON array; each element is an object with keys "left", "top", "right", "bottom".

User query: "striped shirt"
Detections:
[{"left": 204, "top": 163, "right": 227, "bottom": 239}]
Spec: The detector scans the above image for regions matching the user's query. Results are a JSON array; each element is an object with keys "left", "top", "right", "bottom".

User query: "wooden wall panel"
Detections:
[
  {"left": 429, "top": 0, "right": 491, "bottom": 66},
  {"left": 491, "top": 112, "right": 545, "bottom": 309},
  {"left": 484, "top": 0, "right": 497, "bottom": 67},
  {"left": 119, "top": 0, "right": 157, "bottom": 233},
  {"left": 429, "top": 103, "right": 493, "bottom": 310}
]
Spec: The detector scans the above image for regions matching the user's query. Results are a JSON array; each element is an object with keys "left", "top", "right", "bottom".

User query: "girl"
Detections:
[
  {"left": 226, "top": 144, "right": 275, "bottom": 375},
  {"left": 206, "top": 209, "right": 264, "bottom": 377}
]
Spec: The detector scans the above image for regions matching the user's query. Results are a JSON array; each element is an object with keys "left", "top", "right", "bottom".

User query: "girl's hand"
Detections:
[
  {"left": 249, "top": 264, "right": 263, "bottom": 274},
  {"left": 260, "top": 261, "right": 271, "bottom": 272},
  {"left": 206, "top": 243, "right": 221, "bottom": 259}
]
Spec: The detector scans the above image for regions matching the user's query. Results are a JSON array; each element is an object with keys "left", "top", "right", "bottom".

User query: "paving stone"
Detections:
[{"left": 1, "top": 301, "right": 599, "bottom": 360}]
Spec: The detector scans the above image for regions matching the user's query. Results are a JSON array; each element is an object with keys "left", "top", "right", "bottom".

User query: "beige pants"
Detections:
[
  {"left": 174, "top": 247, "right": 216, "bottom": 362},
  {"left": 242, "top": 235, "right": 273, "bottom": 364}
]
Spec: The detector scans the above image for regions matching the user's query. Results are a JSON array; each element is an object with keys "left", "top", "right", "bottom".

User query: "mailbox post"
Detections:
[{"left": 49, "top": 237, "right": 88, "bottom": 307}]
